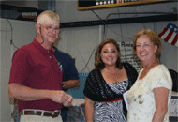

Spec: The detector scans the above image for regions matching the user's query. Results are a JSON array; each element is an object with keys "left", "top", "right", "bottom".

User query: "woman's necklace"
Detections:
[{"left": 140, "top": 61, "right": 160, "bottom": 80}]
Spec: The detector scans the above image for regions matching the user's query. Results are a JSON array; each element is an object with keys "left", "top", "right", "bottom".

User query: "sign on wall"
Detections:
[
  {"left": 170, "top": 94, "right": 178, "bottom": 118},
  {"left": 118, "top": 41, "right": 142, "bottom": 73}
]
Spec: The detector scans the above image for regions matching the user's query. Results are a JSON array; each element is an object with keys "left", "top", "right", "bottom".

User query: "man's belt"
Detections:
[{"left": 21, "top": 110, "right": 61, "bottom": 118}]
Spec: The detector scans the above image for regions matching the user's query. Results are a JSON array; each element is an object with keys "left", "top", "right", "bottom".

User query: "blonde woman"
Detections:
[{"left": 126, "top": 29, "right": 172, "bottom": 122}]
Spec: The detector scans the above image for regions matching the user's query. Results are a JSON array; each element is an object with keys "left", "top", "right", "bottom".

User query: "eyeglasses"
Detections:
[{"left": 40, "top": 24, "right": 61, "bottom": 33}]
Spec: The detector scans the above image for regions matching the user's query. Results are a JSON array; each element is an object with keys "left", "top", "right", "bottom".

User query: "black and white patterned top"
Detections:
[{"left": 94, "top": 79, "right": 128, "bottom": 122}]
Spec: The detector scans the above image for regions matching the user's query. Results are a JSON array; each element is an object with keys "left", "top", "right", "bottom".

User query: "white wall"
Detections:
[
  {"left": 56, "top": 25, "right": 100, "bottom": 72},
  {"left": 0, "top": 18, "right": 36, "bottom": 121},
  {"left": 55, "top": 1, "right": 178, "bottom": 72},
  {"left": 104, "top": 22, "right": 178, "bottom": 71},
  {"left": 57, "top": 22, "right": 178, "bottom": 72},
  {"left": 1, "top": 18, "right": 13, "bottom": 122}
]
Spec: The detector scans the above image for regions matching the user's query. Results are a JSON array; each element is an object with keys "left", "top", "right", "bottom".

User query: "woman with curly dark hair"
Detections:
[{"left": 83, "top": 38, "right": 138, "bottom": 122}]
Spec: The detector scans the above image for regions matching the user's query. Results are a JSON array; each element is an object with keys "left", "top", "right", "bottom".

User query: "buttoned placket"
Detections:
[
  {"left": 48, "top": 51, "right": 53, "bottom": 66},
  {"left": 49, "top": 51, "right": 52, "bottom": 58},
  {"left": 52, "top": 55, "right": 59, "bottom": 68},
  {"left": 48, "top": 50, "right": 59, "bottom": 69}
]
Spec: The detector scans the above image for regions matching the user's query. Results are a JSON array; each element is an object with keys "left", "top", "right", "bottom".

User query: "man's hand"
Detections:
[{"left": 51, "top": 90, "right": 73, "bottom": 106}]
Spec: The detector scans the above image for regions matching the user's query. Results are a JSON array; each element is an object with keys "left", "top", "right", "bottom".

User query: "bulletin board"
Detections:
[
  {"left": 169, "top": 93, "right": 178, "bottom": 121},
  {"left": 118, "top": 41, "right": 142, "bottom": 73}
]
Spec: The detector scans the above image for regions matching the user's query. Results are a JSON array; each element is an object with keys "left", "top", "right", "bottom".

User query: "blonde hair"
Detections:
[
  {"left": 37, "top": 10, "right": 60, "bottom": 24},
  {"left": 133, "top": 29, "right": 162, "bottom": 60}
]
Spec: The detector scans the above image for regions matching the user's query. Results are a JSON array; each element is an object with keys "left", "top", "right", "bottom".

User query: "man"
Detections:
[
  {"left": 11, "top": 46, "right": 81, "bottom": 122},
  {"left": 53, "top": 47, "right": 80, "bottom": 91},
  {"left": 9, "top": 10, "right": 79, "bottom": 122}
]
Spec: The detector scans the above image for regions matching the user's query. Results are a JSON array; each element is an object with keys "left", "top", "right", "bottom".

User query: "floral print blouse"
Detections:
[{"left": 125, "top": 65, "right": 172, "bottom": 122}]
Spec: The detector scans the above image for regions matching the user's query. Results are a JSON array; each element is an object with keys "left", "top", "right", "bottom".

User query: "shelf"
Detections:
[
  {"left": 0, "top": 3, "right": 44, "bottom": 22},
  {"left": 78, "top": 0, "right": 174, "bottom": 11}
]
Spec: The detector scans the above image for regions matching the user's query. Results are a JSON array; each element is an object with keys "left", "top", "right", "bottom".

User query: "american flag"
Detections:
[{"left": 158, "top": 23, "right": 178, "bottom": 47}]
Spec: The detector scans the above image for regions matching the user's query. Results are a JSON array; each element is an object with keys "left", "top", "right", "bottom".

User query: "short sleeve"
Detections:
[
  {"left": 9, "top": 49, "right": 32, "bottom": 84},
  {"left": 151, "top": 65, "right": 172, "bottom": 91},
  {"left": 54, "top": 47, "right": 79, "bottom": 81},
  {"left": 66, "top": 54, "right": 79, "bottom": 80}
]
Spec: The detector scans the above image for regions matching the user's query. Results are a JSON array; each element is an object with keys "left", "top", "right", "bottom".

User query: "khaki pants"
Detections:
[
  {"left": 20, "top": 109, "right": 63, "bottom": 122},
  {"left": 21, "top": 114, "right": 63, "bottom": 122}
]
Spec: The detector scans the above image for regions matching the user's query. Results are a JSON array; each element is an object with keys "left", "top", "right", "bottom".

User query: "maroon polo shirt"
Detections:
[{"left": 9, "top": 38, "right": 63, "bottom": 112}]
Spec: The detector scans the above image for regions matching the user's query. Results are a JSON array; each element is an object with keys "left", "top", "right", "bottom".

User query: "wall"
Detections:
[
  {"left": 57, "top": 22, "right": 178, "bottom": 72},
  {"left": 104, "top": 22, "right": 178, "bottom": 71},
  {"left": 0, "top": 18, "right": 36, "bottom": 121},
  {"left": 56, "top": 25, "right": 100, "bottom": 72},
  {"left": 55, "top": 1, "right": 178, "bottom": 72}
]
